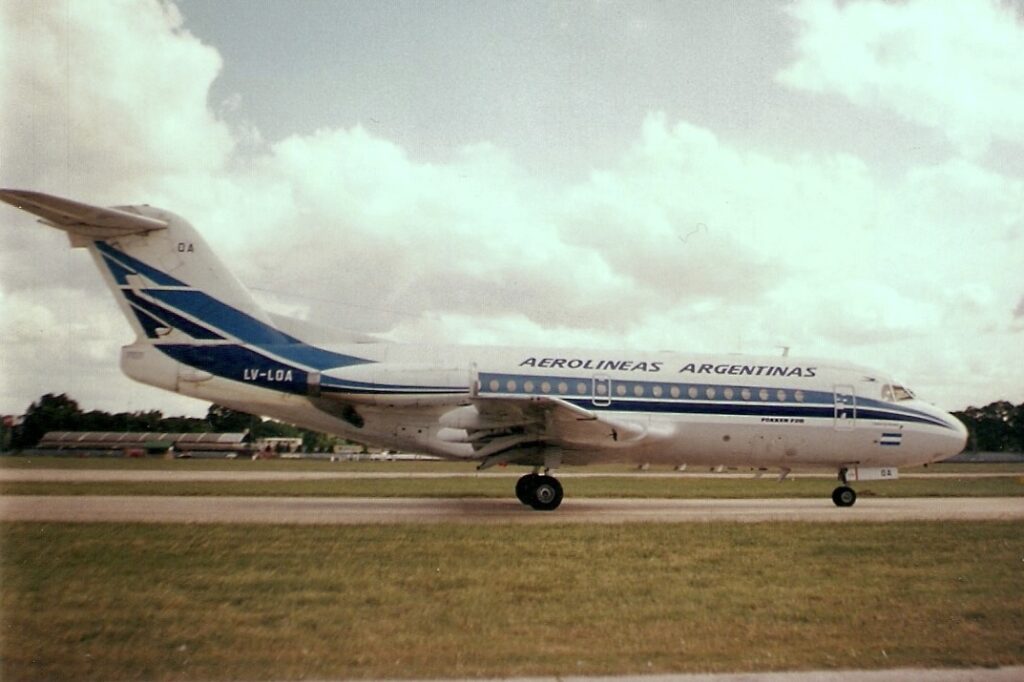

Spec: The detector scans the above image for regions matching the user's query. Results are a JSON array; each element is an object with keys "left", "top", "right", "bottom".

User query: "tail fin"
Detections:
[
  {"left": 0, "top": 189, "right": 284, "bottom": 347},
  {"left": 3, "top": 189, "right": 371, "bottom": 400}
]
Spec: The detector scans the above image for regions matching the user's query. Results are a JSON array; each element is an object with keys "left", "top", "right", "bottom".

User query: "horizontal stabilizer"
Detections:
[{"left": 0, "top": 189, "right": 167, "bottom": 237}]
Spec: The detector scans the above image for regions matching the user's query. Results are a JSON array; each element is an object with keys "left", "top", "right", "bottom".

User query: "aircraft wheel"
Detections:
[
  {"left": 832, "top": 485, "right": 857, "bottom": 507},
  {"left": 528, "top": 475, "right": 563, "bottom": 511},
  {"left": 515, "top": 474, "right": 537, "bottom": 505}
]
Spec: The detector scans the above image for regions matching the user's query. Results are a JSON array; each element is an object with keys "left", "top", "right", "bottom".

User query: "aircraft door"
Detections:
[
  {"left": 834, "top": 385, "right": 856, "bottom": 430},
  {"left": 592, "top": 374, "right": 611, "bottom": 407}
]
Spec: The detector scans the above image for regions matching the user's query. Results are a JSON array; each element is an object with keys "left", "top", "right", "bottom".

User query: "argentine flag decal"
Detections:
[{"left": 880, "top": 432, "right": 903, "bottom": 447}]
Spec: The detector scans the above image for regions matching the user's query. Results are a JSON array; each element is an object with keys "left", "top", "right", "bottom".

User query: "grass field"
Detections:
[
  {"left": 2, "top": 475, "right": 1022, "bottom": 498},
  {"left": 1, "top": 521, "right": 1021, "bottom": 680}
]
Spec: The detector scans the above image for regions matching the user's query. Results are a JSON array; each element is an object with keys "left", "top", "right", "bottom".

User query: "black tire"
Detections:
[
  {"left": 832, "top": 485, "right": 857, "bottom": 507},
  {"left": 528, "top": 475, "right": 563, "bottom": 511},
  {"left": 515, "top": 474, "right": 537, "bottom": 505}
]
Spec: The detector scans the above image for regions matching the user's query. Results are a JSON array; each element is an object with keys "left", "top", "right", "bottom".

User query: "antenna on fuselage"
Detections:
[{"left": 778, "top": 346, "right": 790, "bottom": 357}]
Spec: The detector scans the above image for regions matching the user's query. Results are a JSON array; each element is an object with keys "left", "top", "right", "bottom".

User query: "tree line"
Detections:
[
  {"left": 4, "top": 393, "right": 341, "bottom": 453},
  {"left": 952, "top": 402, "right": 1024, "bottom": 453},
  {"left": 3, "top": 393, "right": 1023, "bottom": 454}
]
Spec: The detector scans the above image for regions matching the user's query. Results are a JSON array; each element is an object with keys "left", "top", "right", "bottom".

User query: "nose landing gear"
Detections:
[
  {"left": 832, "top": 485, "right": 857, "bottom": 507},
  {"left": 515, "top": 472, "right": 564, "bottom": 511},
  {"left": 832, "top": 467, "right": 857, "bottom": 507}
]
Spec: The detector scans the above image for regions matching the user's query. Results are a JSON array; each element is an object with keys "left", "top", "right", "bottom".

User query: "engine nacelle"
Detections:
[
  {"left": 120, "top": 343, "right": 180, "bottom": 392},
  {"left": 322, "top": 363, "right": 472, "bottom": 397}
]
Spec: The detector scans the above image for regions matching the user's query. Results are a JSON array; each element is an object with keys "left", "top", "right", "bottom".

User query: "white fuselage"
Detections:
[{"left": 124, "top": 339, "right": 968, "bottom": 471}]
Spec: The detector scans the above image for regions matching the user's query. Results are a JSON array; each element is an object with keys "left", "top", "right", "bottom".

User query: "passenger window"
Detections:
[
  {"left": 558, "top": 382, "right": 568, "bottom": 394},
  {"left": 777, "top": 389, "right": 787, "bottom": 402},
  {"left": 616, "top": 384, "right": 627, "bottom": 396},
  {"left": 576, "top": 382, "right": 587, "bottom": 395},
  {"left": 706, "top": 387, "right": 716, "bottom": 399},
  {"left": 524, "top": 380, "right": 535, "bottom": 393},
  {"left": 794, "top": 390, "right": 805, "bottom": 402},
  {"left": 489, "top": 379, "right": 500, "bottom": 392},
  {"left": 633, "top": 384, "right": 644, "bottom": 397},
  {"left": 723, "top": 387, "right": 734, "bottom": 400},
  {"left": 741, "top": 388, "right": 751, "bottom": 400},
  {"left": 670, "top": 386, "right": 680, "bottom": 398},
  {"left": 688, "top": 387, "right": 699, "bottom": 399},
  {"left": 541, "top": 381, "right": 551, "bottom": 394},
  {"left": 506, "top": 379, "right": 517, "bottom": 392},
  {"left": 652, "top": 385, "right": 664, "bottom": 398},
  {"left": 759, "top": 388, "right": 769, "bottom": 401}
]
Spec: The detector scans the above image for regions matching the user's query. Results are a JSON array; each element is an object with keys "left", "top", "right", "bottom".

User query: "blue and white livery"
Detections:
[{"left": 0, "top": 190, "right": 968, "bottom": 510}]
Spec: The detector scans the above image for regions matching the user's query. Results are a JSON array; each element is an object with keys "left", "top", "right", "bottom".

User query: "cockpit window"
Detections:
[
  {"left": 882, "top": 384, "right": 915, "bottom": 402},
  {"left": 892, "top": 385, "right": 915, "bottom": 401}
]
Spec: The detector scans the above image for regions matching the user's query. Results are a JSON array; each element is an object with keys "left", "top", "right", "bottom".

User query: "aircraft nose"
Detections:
[{"left": 940, "top": 413, "right": 969, "bottom": 461}]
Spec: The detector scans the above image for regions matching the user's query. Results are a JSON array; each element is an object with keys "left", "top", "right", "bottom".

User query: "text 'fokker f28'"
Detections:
[{"left": 0, "top": 190, "right": 968, "bottom": 510}]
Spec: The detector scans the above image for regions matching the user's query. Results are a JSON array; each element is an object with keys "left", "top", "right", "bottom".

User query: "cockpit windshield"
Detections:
[
  {"left": 881, "top": 384, "right": 915, "bottom": 402},
  {"left": 893, "top": 385, "right": 915, "bottom": 401}
]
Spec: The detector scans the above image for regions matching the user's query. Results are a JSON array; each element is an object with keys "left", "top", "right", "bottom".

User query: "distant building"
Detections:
[
  {"left": 35, "top": 431, "right": 250, "bottom": 456},
  {"left": 253, "top": 436, "right": 303, "bottom": 454}
]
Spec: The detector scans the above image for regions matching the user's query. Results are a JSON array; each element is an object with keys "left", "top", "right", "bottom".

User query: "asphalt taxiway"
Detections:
[
  {"left": 2, "top": 495, "right": 1022, "bottom": 524},
  {"left": 1, "top": 469, "right": 1019, "bottom": 482}
]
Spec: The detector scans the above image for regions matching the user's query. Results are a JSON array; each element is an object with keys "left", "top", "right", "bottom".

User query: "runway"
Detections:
[
  {"left": 1, "top": 469, "right": 1019, "bottom": 482},
  {"left": 2, "top": 495, "right": 1022, "bottom": 524}
]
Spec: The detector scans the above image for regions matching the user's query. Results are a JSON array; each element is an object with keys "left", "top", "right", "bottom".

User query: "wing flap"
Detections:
[
  {"left": 0, "top": 189, "right": 167, "bottom": 237},
  {"left": 444, "top": 395, "right": 654, "bottom": 465}
]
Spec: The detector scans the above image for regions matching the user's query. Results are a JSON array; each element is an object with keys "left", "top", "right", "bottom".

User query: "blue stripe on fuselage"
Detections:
[
  {"left": 159, "top": 344, "right": 310, "bottom": 393},
  {"left": 320, "top": 375, "right": 461, "bottom": 394},
  {"left": 159, "top": 346, "right": 951, "bottom": 430},
  {"left": 476, "top": 371, "right": 953, "bottom": 429}
]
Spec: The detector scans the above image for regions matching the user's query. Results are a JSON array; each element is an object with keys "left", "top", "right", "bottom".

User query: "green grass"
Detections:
[
  {"left": 2, "top": 475, "right": 1022, "bottom": 498},
  {"left": 1, "top": 521, "right": 1021, "bottom": 680}
]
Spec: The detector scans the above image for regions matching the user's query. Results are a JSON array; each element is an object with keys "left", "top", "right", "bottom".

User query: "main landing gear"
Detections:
[
  {"left": 515, "top": 472, "right": 564, "bottom": 511},
  {"left": 832, "top": 467, "right": 857, "bottom": 507}
]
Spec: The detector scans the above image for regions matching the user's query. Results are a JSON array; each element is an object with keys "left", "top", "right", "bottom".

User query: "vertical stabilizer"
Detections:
[{"left": 0, "top": 189, "right": 283, "bottom": 347}]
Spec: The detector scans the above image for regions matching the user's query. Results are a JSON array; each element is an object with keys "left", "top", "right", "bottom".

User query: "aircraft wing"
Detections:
[
  {"left": 0, "top": 189, "right": 167, "bottom": 237},
  {"left": 440, "top": 395, "right": 660, "bottom": 467}
]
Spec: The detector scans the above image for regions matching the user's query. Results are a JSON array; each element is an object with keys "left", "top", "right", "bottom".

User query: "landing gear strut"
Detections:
[
  {"left": 832, "top": 467, "right": 857, "bottom": 507},
  {"left": 515, "top": 473, "right": 564, "bottom": 511}
]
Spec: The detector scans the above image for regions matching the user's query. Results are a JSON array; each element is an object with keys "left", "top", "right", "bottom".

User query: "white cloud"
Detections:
[
  {"left": 0, "top": 0, "right": 233, "bottom": 197},
  {"left": 1, "top": 0, "right": 1022, "bottom": 417},
  {"left": 778, "top": 0, "right": 1024, "bottom": 157}
]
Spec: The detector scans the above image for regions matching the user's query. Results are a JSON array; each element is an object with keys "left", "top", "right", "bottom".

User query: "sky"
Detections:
[{"left": 1, "top": 0, "right": 1022, "bottom": 418}]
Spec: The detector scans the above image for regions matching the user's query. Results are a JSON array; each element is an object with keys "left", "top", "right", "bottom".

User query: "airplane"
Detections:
[{"left": 0, "top": 189, "right": 969, "bottom": 510}]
